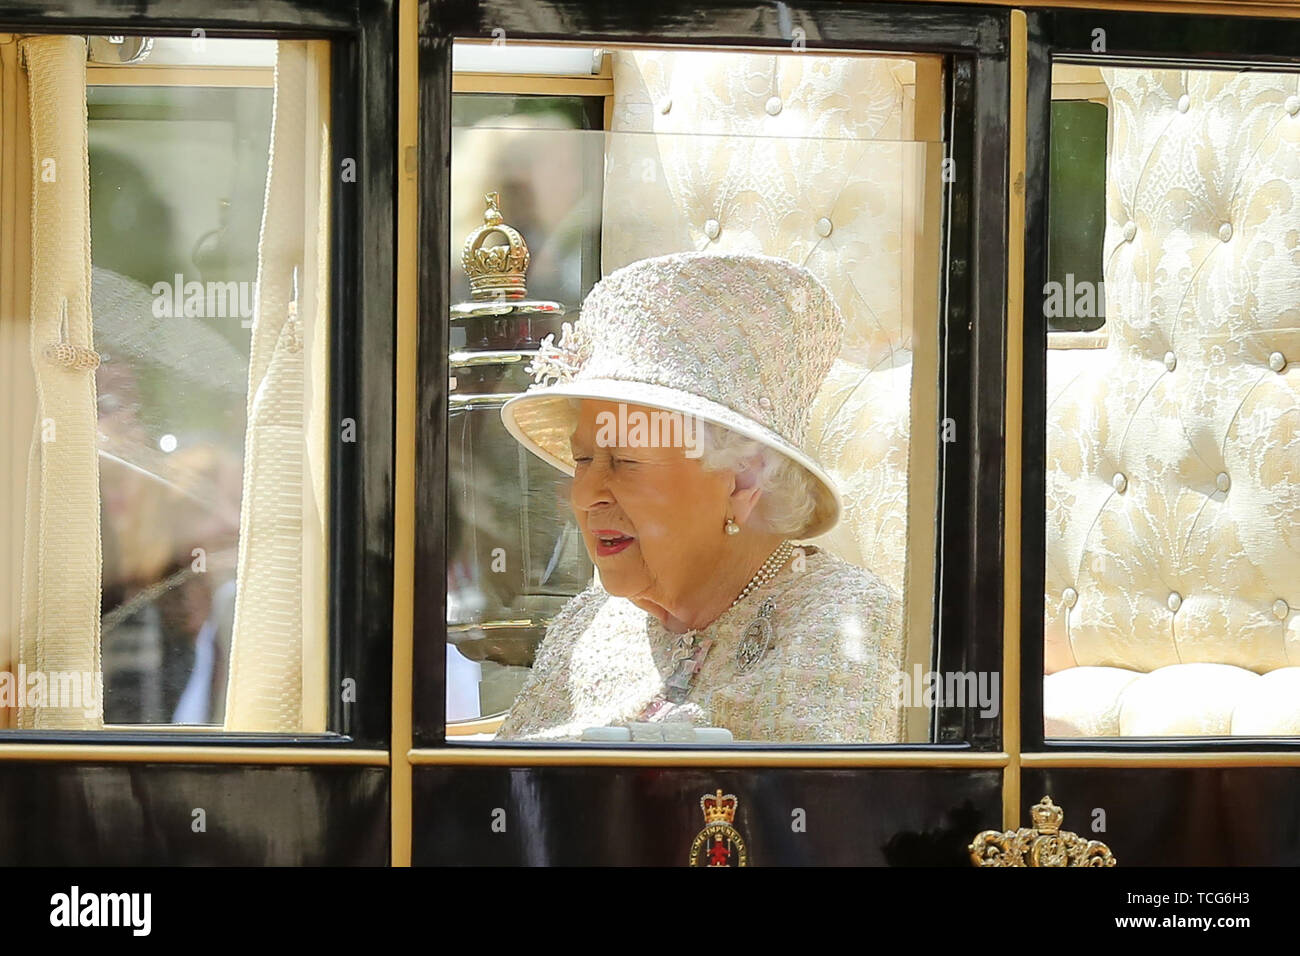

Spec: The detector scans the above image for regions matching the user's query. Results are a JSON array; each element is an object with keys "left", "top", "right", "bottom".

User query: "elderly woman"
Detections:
[{"left": 495, "top": 251, "right": 902, "bottom": 743}]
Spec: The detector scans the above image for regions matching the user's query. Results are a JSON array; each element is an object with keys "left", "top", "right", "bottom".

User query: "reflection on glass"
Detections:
[
  {"left": 447, "top": 192, "right": 593, "bottom": 721},
  {"left": 446, "top": 93, "right": 604, "bottom": 724},
  {"left": 1044, "top": 64, "right": 1300, "bottom": 738},
  {"left": 0, "top": 35, "right": 329, "bottom": 731},
  {"left": 447, "top": 45, "right": 946, "bottom": 744},
  {"left": 89, "top": 83, "right": 270, "bottom": 725}
]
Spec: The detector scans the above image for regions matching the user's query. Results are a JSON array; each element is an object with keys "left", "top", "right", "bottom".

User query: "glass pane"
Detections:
[
  {"left": 445, "top": 44, "right": 948, "bottom": 745},
  {"left": 1043, "top": 63, "right": 1300, "bottom": 738},
  {"left": 447, "top": 96, "right": 605, "bottom": 722},
  {"left": 90, "top": 83, "right": 270, "bottom": 725},
  {"left": 1047, "top": 100, "right": 1107, "bottom": 333},
  {"left": 0, "top": 35, "right": 330, "bottom": 731}
]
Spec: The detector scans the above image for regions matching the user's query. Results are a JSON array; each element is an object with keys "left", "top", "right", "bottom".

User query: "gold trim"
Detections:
[
  {"left": 0, "top": 745, "right": 388, "bottom": 765},
  {"left": 886, "top": 0, "right": 1300, "bottom": 18},
  {"left": 452, "top": 71, "right": 612, "bottom": 97},
  {"left": 1052, "top": 64, "right": 1104, "bottom": 85},
  {"left": 1004, "top": 9, "right": 1028, "bottom": 832},
  {"left": 1024, "top": 751, "right": 1300, "bottom": 767},
  {"left": 601, "top": 50, "right": 613, "bottom": 130},
  {"left": 446, "top": 714, "right": 507, "bottom": 736},
  {"left": 391, "top": 0, "right": 420, "bottom": 867},
  {"left": 86, "top": 65, "right": 273, "bottom": 88},
  {"left": 1051, "top": 64, "right": 1109, "bottom": 104},
  {"left": 409, "top": 748, "right": 1011, "bottom": 768},
  {"left": 454, "top": 37, "right": 937, "bottom": 60}
]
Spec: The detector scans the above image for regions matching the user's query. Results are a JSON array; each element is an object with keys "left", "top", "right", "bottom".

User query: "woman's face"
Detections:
[{"left": 568, "top": 399, "right": 735, "bottom": 604}]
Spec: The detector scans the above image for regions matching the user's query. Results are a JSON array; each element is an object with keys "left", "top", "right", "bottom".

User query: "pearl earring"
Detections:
[{"left": 724, "top": 518, "right": 740, "bottom": 535}]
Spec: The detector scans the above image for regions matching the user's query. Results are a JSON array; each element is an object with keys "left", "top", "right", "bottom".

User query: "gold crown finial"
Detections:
[
  {"left": 1030, "top": 795, "right": 1065, "bottom": 834},
  {"left": 969, "top": 795, "right": 1115, "bottom": 867},
  {"left": 461, "top": 191, "right": 530, "bottom": 301},
  {"left": 700, "top": 789, "right": 738, "bottom": 826}
]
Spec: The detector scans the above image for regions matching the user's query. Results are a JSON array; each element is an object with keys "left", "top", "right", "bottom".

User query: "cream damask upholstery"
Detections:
[
  {"left": 1045, "top": 68, "right": 1300, "bottom": 736},
  {"left": 601, "top": 49, "right": 919, "bottom": 595}
]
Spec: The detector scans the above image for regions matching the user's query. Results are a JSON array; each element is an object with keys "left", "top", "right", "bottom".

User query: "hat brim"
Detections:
[{"left": 500, "top": 378, "right": 842, "bottom": 540}]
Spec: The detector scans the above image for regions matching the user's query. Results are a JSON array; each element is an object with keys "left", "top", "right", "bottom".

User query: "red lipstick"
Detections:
[{"left": 590, "top": 528, "right": 635, "bottom": 557}]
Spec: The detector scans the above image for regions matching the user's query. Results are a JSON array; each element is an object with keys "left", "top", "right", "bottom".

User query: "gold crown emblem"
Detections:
[
  {"left": 461, "top": 191, "right": 530, "bottom": 301},
  {"left": 1029, "top": 795, "right": 1065, "bottom": 834},
  {"left": 700, "top": 790, "right": 738, "bottom": 826},
  {"left": 969, "top": 796, "right": 1116, "bottom": 867}
]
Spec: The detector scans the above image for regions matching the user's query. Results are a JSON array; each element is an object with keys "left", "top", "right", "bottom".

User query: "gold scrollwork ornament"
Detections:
[{"left": 969, "top": 796, "right": 1116, "bottom": 867}]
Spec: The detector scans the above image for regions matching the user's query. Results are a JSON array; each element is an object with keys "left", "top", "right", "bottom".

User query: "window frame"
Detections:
[
  {"left": 1021, "top": 7, "right": 1300, "bottom": 754},
  {"left": 414, "top": 0, "right": 1012, "bottom": 754},
  {"left": 0, "top": 0, "right": 396, "bottom": 750}
]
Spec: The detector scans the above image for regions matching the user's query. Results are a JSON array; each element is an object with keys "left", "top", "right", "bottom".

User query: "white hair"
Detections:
[
  {"left": 695, "top": 421, "right": 817, "bottom": 537},
  {"left": 561, "top": 398, "right": 818, "bottom": 535}
]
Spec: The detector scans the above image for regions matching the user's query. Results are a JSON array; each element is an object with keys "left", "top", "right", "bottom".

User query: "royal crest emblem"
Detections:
[
  {"left": 969, "top": 796, "right": 1117, "bottom": 867},
  {"left": 688, "top": 789, "right": 749, "bottom": 867}
]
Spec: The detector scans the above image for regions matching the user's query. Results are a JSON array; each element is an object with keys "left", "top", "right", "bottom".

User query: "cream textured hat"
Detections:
[{"left": 501, "top": 250, "right": 846, "bottom": 539}]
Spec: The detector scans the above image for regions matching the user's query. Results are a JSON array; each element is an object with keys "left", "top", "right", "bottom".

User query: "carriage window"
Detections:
[
  {"left": 1046, "top": 66, "right": 1108, "bottom": 336},
  {"left": 1043, "top": 61, "right": 1300, "bottom": 739},
  {"left": 0, "top": 35, "right": 331, "bottom": 731},
  {"left": 445, "top": 42, "right": 955, "bottom": 744}
]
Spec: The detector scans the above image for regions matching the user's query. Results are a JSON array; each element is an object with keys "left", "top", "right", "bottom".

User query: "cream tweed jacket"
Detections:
[{"left": 495, "top": 547, "right": 904, "bottom": 743}]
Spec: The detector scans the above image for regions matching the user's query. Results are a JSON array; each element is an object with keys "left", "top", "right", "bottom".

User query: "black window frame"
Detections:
[
  {"left": 1021, "top": 7, "right": 1300, "bottom": 754},
  {"left": 415, "top": 0, "right": 1011, "bottom": 753},
  {"left": 0, "top": 0, "right": 396, "bottom": 751}
]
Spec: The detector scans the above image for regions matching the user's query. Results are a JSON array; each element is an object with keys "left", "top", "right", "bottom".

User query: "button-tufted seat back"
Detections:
[
  {"left": 600, "top": 49, "right": 921, "bottom": 597},
  {"left": 1045, "top": 67, "right": 1300, "bottom": 736}
]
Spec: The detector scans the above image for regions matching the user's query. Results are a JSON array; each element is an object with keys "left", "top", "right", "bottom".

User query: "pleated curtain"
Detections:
[
  {"left": 223, "top": 40, "right": 331, "bottom": 732},
  {"left": 14, "top": 36, "right": 102, "bottom": 730}
]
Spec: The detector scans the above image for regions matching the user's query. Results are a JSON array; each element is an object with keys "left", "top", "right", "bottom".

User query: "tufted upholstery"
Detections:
[
  {"left": 600, "top": 49, "right": 922, "bottom": 595},
  {"left": 1045, "top": 67, "right": 1300, "bottom": 736}
]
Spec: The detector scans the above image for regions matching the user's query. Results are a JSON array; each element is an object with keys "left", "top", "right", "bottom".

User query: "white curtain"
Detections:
[
  {"left": 223, "top": 40, "right": 331, "bottom": 732},
  {"left": 14, "top": 36, "right": 102, "bottom": 730}
]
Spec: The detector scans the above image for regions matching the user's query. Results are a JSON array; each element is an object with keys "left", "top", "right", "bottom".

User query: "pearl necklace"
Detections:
[
  {"left": 731, "top": 541, "right": 794, "bottom": 673},
  {"left": 648, "top": 541, "right": 795, "bottom": 712},
  {"left": 730, "top": 540, "right": 794, "bottom": 609}
]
